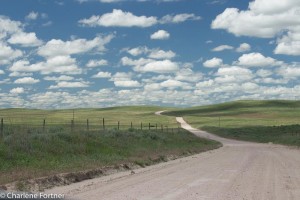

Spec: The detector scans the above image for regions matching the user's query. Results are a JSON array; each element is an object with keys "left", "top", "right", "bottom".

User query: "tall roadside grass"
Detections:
[
  {"left": 0, "top": 126, "right": 220, "bottom": 185},
  {"left": 203, "top": 125, "right": 300, "bottom": 147}
]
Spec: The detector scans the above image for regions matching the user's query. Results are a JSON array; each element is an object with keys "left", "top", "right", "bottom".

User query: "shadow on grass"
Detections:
[{"left": 203, "top": 124, "right": 300, "bottom": 147}]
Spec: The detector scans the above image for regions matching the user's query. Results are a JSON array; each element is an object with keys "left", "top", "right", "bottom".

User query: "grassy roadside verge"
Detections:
[
  {"left": 0, "top": 128, "right": 221, "bottom": 187},
  {"left": 203, "top": 125, "right": 300, "bottom": 147}
]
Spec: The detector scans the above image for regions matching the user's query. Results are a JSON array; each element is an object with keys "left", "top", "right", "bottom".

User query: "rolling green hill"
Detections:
[
  {"left": 0, "top": 106, "right": 177, "bottom": 128},
  {"left": 165, "top": 100, "right": 300, "bottom": 147}
]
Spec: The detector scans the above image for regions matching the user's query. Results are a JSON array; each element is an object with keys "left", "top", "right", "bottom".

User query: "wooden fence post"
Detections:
[
  {"left": 103, "top": 118, "right": 105, "bottom": 130},
  {"left": 118, "top": 121, "right": 120, "bottom": 130},
  {"left": 131, "top": 122, "right": 133, "bottom": 129},
  {"left": 71, "top": 120, "right": 74, "bottom": 132},
  {"left": 43, "top": 119, "right": 46, "bottom": 132},
  {"left": 0, "top": 118, "right": 3, "bottom": 136},
  {"left": 87, "top": 119, "right": 89, "bottom": 131}
]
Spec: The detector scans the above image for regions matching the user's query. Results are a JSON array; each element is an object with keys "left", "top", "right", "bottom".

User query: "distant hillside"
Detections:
[
  {"left": 0, "top": 105, "right": 175, "bottom": 126},
  {"left": 164, "top": 100, "right": 300, "bottom": 117},
  {"left": 164, "top": 100, "right": 300, "bottom": 147}
]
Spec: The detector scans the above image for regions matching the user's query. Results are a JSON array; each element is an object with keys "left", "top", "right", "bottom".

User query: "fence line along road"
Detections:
[{"left": 0, "top": 117, "right": 181, "bottom": 136}]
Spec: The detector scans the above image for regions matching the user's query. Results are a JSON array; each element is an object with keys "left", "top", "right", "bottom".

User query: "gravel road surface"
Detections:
[{"left": 47, "top": 117, "right": 300, "bottom": 200}]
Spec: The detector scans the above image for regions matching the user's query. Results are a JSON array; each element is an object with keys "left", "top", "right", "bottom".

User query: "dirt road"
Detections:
[{"left": 47, "top": 117, "right": 300, "bottom": 200}]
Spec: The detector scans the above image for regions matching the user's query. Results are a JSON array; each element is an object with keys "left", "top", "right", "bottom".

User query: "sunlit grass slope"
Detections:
[
  {"left": 0, "top": 106, "right": 178, "bottom": 128},
  {"left": 165, "top": 100, "right": 300, "bottom": 146}
]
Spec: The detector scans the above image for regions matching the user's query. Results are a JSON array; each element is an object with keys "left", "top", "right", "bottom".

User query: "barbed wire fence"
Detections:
[{"left": 0, "top": 109, "right": 182, "bottom": 137}]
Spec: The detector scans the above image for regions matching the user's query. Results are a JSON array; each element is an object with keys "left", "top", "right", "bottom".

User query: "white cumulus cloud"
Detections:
[
  {"left": 8, "top": 32, "right": 43, "bottom": 47},
  {"left": 215, "top": 66, "right": 254, "bottom": 83},
  {"left": 160, "top": 79, "right": 191, "bottom": 89},
  {"left": 25, "top": 11, "right": 39, "bottom": 20},
  {"left": 148, "top": 49, "right": 175, "bottom": 59},
  {"left": 212, "top": 45, "right": 234, "bottom": 52},
  {"left": 10, "top": 87, "right": 25, "bottom": 94},
  {"left": 277, "top": 65, "right": 300, "bottom": 78},
  {"left": 49, "top": 81, "right": 89, "bottom": 89},
  {"left": 79, "top": 9, "right": 157, "bottom": 27},
  {"left": 126, "top": 46, "right": 149, "bottom": 56},
  {"left": 203, "top": 57, "right": 223, "bottom": 68},
  {"left": 44, "top": 75, "right": 74, "bottom": 82},
  {"left": 124, "top": 46, "right": 175, "bottom": 59},
  {"left": 92, "top": 71, "right": 112, "bottom": 78},
  {"left": 235, "top": 52, "right": 282, "bottom": 67},
  {"left": 121, "top": 56, "right": 154, "bottom": 67},
  {"left": 0, "top": 16, "right": 22, "bottom": 34},
  {"left": 134, "top": 60, "right": 179, "bottom": 73},
  {"left": 14, "top": 77, "right": 40, "bottom": 84},
  {"left": 160, "top": 13, "right": 201, "bottom": 24},
  {"left": 211, "top": 0, "right": 300, "bottom": 56},
  {"left": 274, "top": 39, "right": 300, "bottom": 56},
  {"left": 114, "top": 80, "right": 141, "bottom": 87},
  {"left": 38, "top": 35, "right": 114, "bottom": 58},
  {"left": 86, "top": 59, "right": 108, "bottom": 68},
  {"left": 150, "top": 30, "right": 170, "bottom": 40},
  {"left": 0, "top": 42, "right": 23, "bottom": 65},
  {"left": 256, "top": 69, "right": 272, "bottom": 77},
  {"left": 10, "top": 56, "right": 82, "bottom": 75},
  {"left": 79, "top": 10, "right": 200, "bottom": 27},
  {"left": 236, "top": 43, "right": 251, "bottom": 52}
]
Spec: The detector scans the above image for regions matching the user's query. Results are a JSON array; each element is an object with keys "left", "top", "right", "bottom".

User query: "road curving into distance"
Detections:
[{"left": 46, "top": 113, "right": 300, "bottom": 200}]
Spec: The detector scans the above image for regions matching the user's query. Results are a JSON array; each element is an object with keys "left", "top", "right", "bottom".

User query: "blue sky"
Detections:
[{"left": 0, "top": 0, "right": 300, "bottom": 108}]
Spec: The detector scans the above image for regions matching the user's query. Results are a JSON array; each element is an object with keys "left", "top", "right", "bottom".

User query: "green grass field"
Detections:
[
  {"left": 2, "top": 100, "right": 299, "bottom": 186},
  {"left": 0, "top": 106, "right": 220, "bottom": 185},
  {"left": 0, "top": 106, "right": 178, "bottom": 128},
  {"left": 164, "top": 100, "right": 300, "bottom": 147}
]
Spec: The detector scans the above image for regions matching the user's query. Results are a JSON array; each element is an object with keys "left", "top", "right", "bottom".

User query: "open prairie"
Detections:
[
  {"left": 165, "top": 100, "right": 300, "bottom": 147},
  {"left": 0, "top": 106, "right": 219, "bottom": 186}
]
